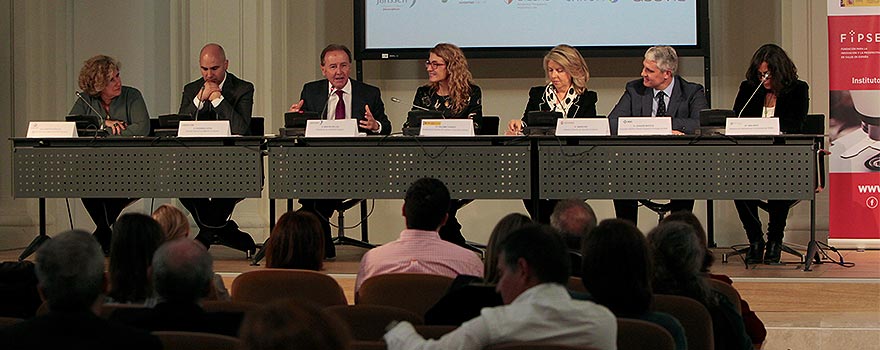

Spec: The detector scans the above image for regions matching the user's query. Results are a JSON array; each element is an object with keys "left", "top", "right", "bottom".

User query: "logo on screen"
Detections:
[
  {"left": 840, "top": 30, "right": 880, "bottom": 43},
  {"left": 376, "top": 0, "right": 415, "bottom": 8}
]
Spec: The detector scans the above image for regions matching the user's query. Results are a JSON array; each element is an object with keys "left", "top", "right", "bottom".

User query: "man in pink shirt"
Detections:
[{"left": 355, "top": 178, "right": 484, "bottom": 294}]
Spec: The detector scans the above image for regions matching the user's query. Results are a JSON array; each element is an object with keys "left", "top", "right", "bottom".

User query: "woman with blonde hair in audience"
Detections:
[{"left": 265, "top": 211, "right": 325, "bottom": 270}]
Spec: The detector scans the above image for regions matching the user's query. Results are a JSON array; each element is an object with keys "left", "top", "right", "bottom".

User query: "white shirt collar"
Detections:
[
  {"left": 328, "top": 79, "right": 352, "bottom": 95},
  {"left": 654, "top": 76, "right": 675, "bottom": 99}
]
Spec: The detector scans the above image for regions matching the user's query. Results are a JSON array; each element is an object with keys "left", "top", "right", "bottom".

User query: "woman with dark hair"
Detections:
[
  {"left": 107, "top": 213, "right": 164, "bottom": 305},
  {"left": 264, "top": 211, "right": 325, "bottom": 271},
  {"left": 732, "top": 43, "right": 809, "bottom": 264},
  {"left": 581, "top": 219, "right": 686, "bottom": 350},
  {"left": 483, "top": 213, "right": 533, "bottom": 283},
  {"left": 648, "top": 222, "right": 754, "bottom": 350},
  {"left": 662, "top": 211, "right": 767, "bottom": 347}
]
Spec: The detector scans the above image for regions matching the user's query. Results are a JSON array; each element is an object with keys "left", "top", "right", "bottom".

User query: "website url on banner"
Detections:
[{"left": 857, "top": 185, "right": 880, "bottom": 193}]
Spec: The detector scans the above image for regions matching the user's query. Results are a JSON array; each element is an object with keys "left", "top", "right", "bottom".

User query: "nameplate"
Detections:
[
  {"left": 305, "top": 119, "right": 359, "bottom": 137},
  {"left": 420, "top": 119, "right": 475, "bottom": 137},
  {"left": 178, "top": 121, "right": 231, "bottom": 137},
  {"left": 555, "top": 118, "right": 610, "bottom": 136},
  {"left": 725, "top": 118, "right": 780, "bottom": 136},
  {"left": 617, "top": 117, "right": 672, "bottom": 136},
  {"left": 27, "top": 122, "right": 78, "bottom": 138}
]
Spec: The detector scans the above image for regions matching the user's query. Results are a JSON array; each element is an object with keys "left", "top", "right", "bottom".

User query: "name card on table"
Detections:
[
  {"left": 617, "top": 117, "right": 672, "bottom": 136},
  {"left": 178, "top": 121, "right": 231, "bottom": 137},
  {"left": 555, "top": 118, "right": 610, "bottom": 136},
  {"left": 27, "top": 122, "right": 77, "bottom": 138},
  {"left": 305, "top": 119, "right": 359, "bottom": 137},
  {"left": 420, "top": 119, "right": 475, "bottom": 137},
  {"left": 725, "top": 118, "right": 780, "bottom": 136}
]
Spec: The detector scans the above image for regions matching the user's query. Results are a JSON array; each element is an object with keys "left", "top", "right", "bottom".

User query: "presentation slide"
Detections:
[{"left": 364, "top": 0, "right": 699, "bottom": 50}]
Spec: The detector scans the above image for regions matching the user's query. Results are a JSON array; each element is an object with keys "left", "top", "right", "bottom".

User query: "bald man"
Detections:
[{"left": 178, "top": 43, "right": 256, "bottom": 255}]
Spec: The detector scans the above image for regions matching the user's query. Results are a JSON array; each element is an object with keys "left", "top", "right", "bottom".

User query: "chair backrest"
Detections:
[
  {"left": 479, "top": 116, "right": 500, "bottom": 135},
  {"left": 706, "top": 278, "right": 742, "bottom": 315},
  {"left": 485, "top": 342, "right": 597, "bottom": 350},
  {"left": 148, "top": 118, "right": 159, "bottom": 136},
  {"left": 413, "top": 325, "right": 457, "bottom": 340},
  {"left": 231, "top": 269, "right": 347, "bottom": 307},
  {"left": 249, "top": 116, "right": 265, "bottom": 136},
  {"left": 350, "top": 340, "right": 388, "bottom": 350},
  {"left": 616, "top": 318, "right": 675, "bottom": 350},
  {"left": 100, "top": 303, "right": 146, "bottom": 319},
  {"left": 566, "top": 276, "right": 587, "bottom": 294},
  {"left": 201, "top": 300, "right": 259, "bottom": 314},
  {"left": 803, "top": 114, "right": 825, "bottom": 134},
  {"left": 323, "top": 304, "right": 424, "bottom": 341},
  {"left": 653, "top": 294, "right": 714, "bottom": 350},
  {"left": 0, "top": 316, "right": 23, "bottom": 328},
  {"left": 357, "top": 273, "right": 454, "bottom": 317},
  {"left": 153, "top": 331, "right": 239, "bottom": 350}
]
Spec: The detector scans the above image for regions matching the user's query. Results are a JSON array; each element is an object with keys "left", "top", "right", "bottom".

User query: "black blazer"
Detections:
[
  {"left": 608, "top": 76, "right": 708, "bottom": 134},
  {"left": 732, "top": 80, "right": 809, "bottom": 134},
  {"left": 521, "top": 85, "right": 598, "bottom": 120},
  {"left": 178, "top": 72, "right": 254, "bottom": 136},
  {"left": 412, "top": 84, "right": 483, "bottom": 128},
  {"left": 0, "top": 310, "right": 161, "bottom": 349},
  {"left": 298, "top": 79, "right": 392, "bottom": 135}
]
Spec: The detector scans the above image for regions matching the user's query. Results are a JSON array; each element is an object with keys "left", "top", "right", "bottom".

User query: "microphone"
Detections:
[
  {"left": 391, "top": 97, "right": 431, "bottom": 111},
  {"left": 737, "top": 72, "right": 770, "bottom": 118},
  {"left": 194, "top": 85, "right": 206, "bottom": 121},
  {"left": 74, "top": 91, "right": 107, "bottom": 130},
  {"left": 320, "top": 88, "right": 336, "bottom": 120}
]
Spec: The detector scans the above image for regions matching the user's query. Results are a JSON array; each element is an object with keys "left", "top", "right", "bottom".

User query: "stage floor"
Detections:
[{"left": 4, "top": 245, "right": 879, "bottom": 349}]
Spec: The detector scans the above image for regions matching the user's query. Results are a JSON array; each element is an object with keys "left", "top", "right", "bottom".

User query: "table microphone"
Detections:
[
  {"left": 193, "top": 85, "right": 206, "bottom": 121},
  {"left": 737, "top": 72, "right": 770, "bottom": 118},
  {"left": 74, "top": 91, "right": 107, "bottom": 131},
  {"left": 320, "top": 88, "right": 336, "bottom": 119},
  {"left": 390, "top": 97, "right": 431, "bottom": 111}
]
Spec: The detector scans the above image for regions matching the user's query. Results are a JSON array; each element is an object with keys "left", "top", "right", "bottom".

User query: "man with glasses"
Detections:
[{"left": 287, "top": 44, "right": 391, "bottom": 259}]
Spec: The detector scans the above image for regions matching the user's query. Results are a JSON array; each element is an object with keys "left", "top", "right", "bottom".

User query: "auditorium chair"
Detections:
[
  {"left": 652, "top": 294, "right": 714, "bottom": 350},
  {"left": 201, "top": 300, "right": 259, "bottom": 314},
  {"left": 231, "top": 269, "right": 347, "bottom": 307},
  {"left": 153, "top": 331, "right": 239, "bottom": 350},
  {"left": 706, "top": 278, "right": 743, "bottom": 315},
  {"left": 356, "top": 273, "right": 454, "bottom": 317},
  {"left": 323, "top": 304, "right": 424, "bottom": 341},
  {"left": 485, "top": 342, "right": 598, "bottom": 350},
  {"left": 0, "top": 316, "right": 23, "bottom": 328},
  {"left": 616, "top": 318, "right": 675, "bottom": 350}
]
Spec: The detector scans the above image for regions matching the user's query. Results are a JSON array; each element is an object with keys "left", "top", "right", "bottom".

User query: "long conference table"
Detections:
[{"left": 12, "top": 134, "right": 823, "bottom": 269}]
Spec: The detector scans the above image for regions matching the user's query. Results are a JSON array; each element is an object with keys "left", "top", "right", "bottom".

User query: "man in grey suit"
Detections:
[
  {"left": 177, "top": 43, "right": 256, "bottom": 255},
  {"left": 608, "top": 46, "right": 709, "bottom": 225}
]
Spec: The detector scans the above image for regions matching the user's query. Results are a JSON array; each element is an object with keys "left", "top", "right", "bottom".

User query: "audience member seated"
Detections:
[
  {"left": 662, "top": 211, "right": 767, "bottom": 347},
  {"left": 355, "top": 178, "right": 483, "bottom": 294},
  {"left": 107, "top": 213, "right": 164, "bottom": 305},
  {"left": 110, "top": 239, "right": 243, "bottom": 337},
  {"left": 264, "top": 211, "right": 325, "bottom": 270},
  {"left": 424, "top": 213, "right": 532, "bottom": 325},
  {"left": 152, "top": 204, "right": 230, "bottom": 301},
  {"left": 0, "top": 261, "right": 41, "bottom": 319},
  {"left": 648, "top": 222, "right": 754, "bottom": 350},
  {"left": 384, "top": 225, "right": 617, "bottom": 350},
  {"left": 0, "top": 230, "right": 161, "bottom": 349},
  {"left": 581, "top": 219, "right": 687, "bottom": 350},
  {"left": 549, "top": 199, "right": 597, "bottom": 277},
  {"left": 239, "top": 299, "right": 352, "bottom": 350}
]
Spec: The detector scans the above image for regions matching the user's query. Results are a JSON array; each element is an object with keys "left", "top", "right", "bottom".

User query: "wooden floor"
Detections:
[{"left": 4, "top": 244, "right": 879, "bottom": 349}]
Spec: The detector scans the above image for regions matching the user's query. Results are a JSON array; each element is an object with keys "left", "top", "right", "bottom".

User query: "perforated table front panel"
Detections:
[
  {"left": 14, "top": 146, "right": 262, "bottom": 198},
  {"left": 269, "top": 145, "right": 530, "bottom": 199},
  {"left": 540, "top": 144, "right": 815, "bottom": 200}
]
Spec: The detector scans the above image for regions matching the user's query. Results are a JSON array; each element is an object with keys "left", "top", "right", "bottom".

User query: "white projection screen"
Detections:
[{"left": 355, "top": 0, "right": 709, "bottom": 60}]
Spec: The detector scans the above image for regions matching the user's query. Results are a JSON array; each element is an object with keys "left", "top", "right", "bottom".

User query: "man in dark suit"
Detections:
[
  {"left": 608, "top": 46, "right": 709, "bottom": 226},
  {"left": 288, "top": 44, "right": 391, "bottom": 259},
  {"left": 111, "top": 239, "right": 243, "bottom": 337},
  {"left": 0, "top": 230, "right": 161, "bottom": 349},
  {"left": 178, "top": 43, "right": 256, "bottom": 255}
]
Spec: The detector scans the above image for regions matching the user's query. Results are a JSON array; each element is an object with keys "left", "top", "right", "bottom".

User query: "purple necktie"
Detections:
[{"left": 334, "top": 90, "right": 346, "bottom": 119}]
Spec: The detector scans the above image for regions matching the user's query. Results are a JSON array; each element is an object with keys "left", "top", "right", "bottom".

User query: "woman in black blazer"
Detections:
[{"left": 733, "top": 43, "right": 809, "bottom": 264}]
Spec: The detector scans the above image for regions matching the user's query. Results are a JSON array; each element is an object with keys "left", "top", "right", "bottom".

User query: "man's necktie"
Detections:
[
  {"left": 656, "top": 91, "right": 667, "bottom": 117},
  {"left": 335, "top": 90, "right": 346, "bottom": 119}
]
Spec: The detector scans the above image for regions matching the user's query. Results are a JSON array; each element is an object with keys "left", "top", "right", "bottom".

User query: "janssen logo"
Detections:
[
  {"left": 376, "top": 0, "right": 415, "bottom": 8},
  {"left": 840, "top": 30, "right": 880, "bottom": 43}
]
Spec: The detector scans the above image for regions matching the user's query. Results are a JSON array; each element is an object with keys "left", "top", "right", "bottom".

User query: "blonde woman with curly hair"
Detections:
[
  {"left": 70, "top": 54, "right": 150, "bottom": 136},
  {"left": 412, "top": 43, "right": 482, "bottom": 128},
  {"left": 152, "top": 204, "right": 191, "bottom": 242},
  {"left": 507, "top": 44, "right": 597, "bottom": 135}
]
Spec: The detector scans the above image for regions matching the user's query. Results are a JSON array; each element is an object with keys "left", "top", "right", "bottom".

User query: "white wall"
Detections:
[{"left": 0, "top": 0, "right": 832, "bottom": 250}]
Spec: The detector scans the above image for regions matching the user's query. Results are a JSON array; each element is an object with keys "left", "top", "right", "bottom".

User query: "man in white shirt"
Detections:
[{"left": 383, "top": 224, "right": 617, "bottom": 350}]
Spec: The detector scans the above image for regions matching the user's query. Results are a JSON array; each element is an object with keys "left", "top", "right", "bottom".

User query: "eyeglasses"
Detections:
[
  {"left": 758, "top": 70, "right": 772, "bottom": 79},
  {"left": 425, "top": 61, "right": 446, "bottom": 69}
]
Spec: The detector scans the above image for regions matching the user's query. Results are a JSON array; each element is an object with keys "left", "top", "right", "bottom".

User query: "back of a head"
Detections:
[
  {"left": 403, "top": 178, "right": 451, "bottom": 231},
  {"left": 266, "top": 211, "right": 325, "bottom": 270},
  {"left": 499, "top": 224, "right": 570, "bottom": 285},
  {"left": 581, "top": 219, "right": 652, "bottom": 317},
  {"left": 484, "top": 213, "right": 533, "bottom": 283},
  {"left": 152, "top": 238, "right": 213, "bottom": 303},
  {"left": 152, "top": 204, "right": 190, "bottom": 242},
  {"left": 36, "top": 230, "right": 105, "bottom": 311},
  {"left": 661, "top": 211, "right": 714, "bottom": 272},
  {"left": 239, "top": 299, "right": 351, "bottom": 350},
  {"left": 550, "top": 199, "right": 597, "bottom": 250},
  {"left": 647, "top": 222, "right": 713, "bottom": 305},
  {"left": 109, "top": 213, "right": 164, "bottom": 303}
]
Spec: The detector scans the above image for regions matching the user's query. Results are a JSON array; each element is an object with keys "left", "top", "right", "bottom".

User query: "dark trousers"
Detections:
[
  {"left": 734, "top": 199, "right": 796, "bottom": 243},
  {"left": 297, "top": 199, "right": 341, "bottom": 259},
  {"left": 613, "top": 199, "right": 694, "bottom": 226},
  {"left": 180, "top": 198, "right": 254, "bottom": 252},
  {"left": 523, "top": 199, "right": 559, "bottom": 224},
  {"left": 81, "top": 198, "right": 137, "bottom": 251}
]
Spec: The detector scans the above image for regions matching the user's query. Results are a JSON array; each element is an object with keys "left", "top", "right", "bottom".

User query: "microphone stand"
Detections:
[{"left": 737, "top": 73, "right": 770, "bottom": 118}]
